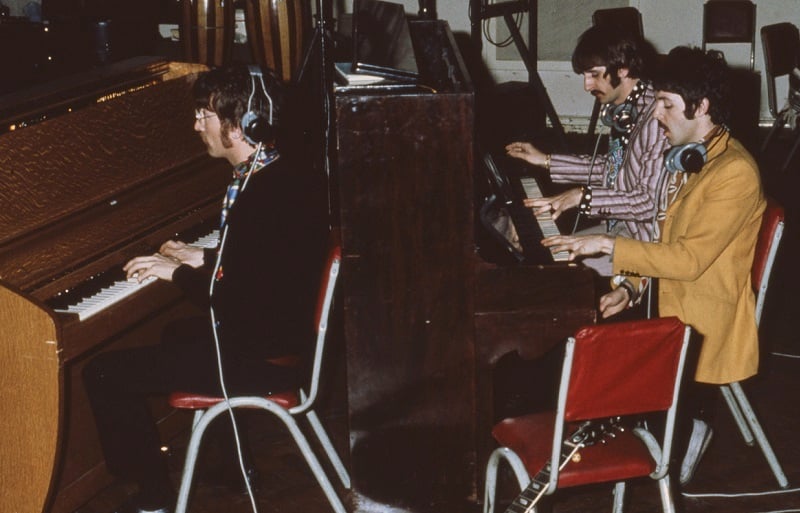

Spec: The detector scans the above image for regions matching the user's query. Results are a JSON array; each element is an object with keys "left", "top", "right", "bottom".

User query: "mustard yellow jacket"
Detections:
[{"left": 613, "top": 133, "right": 765, "bottom": 384}]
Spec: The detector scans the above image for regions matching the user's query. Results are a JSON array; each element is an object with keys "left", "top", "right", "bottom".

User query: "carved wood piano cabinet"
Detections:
[{"left": 0, "top": 58, "right": 227, "bottom": 513}]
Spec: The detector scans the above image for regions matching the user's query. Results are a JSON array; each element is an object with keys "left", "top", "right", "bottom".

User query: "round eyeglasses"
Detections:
[{"left": 194, "top": 110, "right": 218, "bottom": 121}]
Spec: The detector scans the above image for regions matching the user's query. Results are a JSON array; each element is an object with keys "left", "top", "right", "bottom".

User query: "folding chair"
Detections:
[
  {"left": 718, "top": 198, "right": 789, "bottom": 488},
  {"left": 759, "top": 22, "right": 800, "bottom": 173},
  {"left": 168, "top": 237, "right": 351, "bottom": 513},
  {"left": 702, "top": 0, "right": 756, "bottom": 70},
  {"left": 483, "top": 317, "right": 691, "bottom": 513},
  {"left": 703, "top": 0, "right": 761, "bottom": 151},
  {"left": 586, "top": 7, "right": 644, "bottom": 139}
]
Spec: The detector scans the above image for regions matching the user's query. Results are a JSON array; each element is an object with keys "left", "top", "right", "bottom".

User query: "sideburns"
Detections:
[
  {"left": 220, "top": 126, "right": 235, "bottom": 149},
  {"left": 684, "top": 100, "right": 699, "bottom": 120}
]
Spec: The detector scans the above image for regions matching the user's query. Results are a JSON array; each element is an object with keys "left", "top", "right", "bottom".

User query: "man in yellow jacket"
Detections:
[{"left": 542, "top": 46, "right": 765, "bottom": 485}]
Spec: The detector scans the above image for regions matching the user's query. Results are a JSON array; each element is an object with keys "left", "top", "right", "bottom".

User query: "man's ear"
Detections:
[
  {"left": 228, "top": 126, "right": 243, "bottom": 140},
  {"left": 694, "top": 97, "right": 711, "bottom": 118},
  {"left": 617, "top": 67, "right": 631, "bottom": 80}
]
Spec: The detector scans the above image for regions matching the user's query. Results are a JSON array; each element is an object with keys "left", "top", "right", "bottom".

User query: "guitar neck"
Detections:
[
  {"left": 500, "top": 418, "right": 624, "bottom": 513},
  {"left": 502, "top": 439, "right": 583, "bottom": 513}
]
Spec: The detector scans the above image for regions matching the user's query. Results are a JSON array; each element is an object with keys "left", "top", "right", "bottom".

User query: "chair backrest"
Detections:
[
  {"left": 702, "top": 0, "right": 756, "bottom": 70},
  {"left": 296, "top": 230, "right": 342, "bottom": 413},
  {"left": 560, "top": 317, "right": 690, "bottom": 421},
  {"left": 547, "top": 317, "right": 691, "bottom": 489},
  {"left": 760, "top": 22, "right": 800, "bottom": 116},
  {"left": 592, "top": 7, "right": 643, "bottom": 39},
  {"left": 752, "top": 198, "right": 785, "bottom": 325}
]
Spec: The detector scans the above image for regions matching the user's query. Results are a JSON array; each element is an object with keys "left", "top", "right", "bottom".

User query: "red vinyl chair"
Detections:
[
  {"left": 718, "top": 198, "right": 788, "bottom": 487},
  {"left": 168, "top": 236, "right": 350, "bottom": 513},
  {"left": 483, "top": 317, "right": 691, "bottom": 513}
]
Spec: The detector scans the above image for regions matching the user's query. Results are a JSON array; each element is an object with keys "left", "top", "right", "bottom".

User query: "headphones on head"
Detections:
[
  {"left": 240, "top": 65, "right": 275, "bottom": 145},
  {"left": 664, "top": 142, "right": 707, "bottom": 174}
]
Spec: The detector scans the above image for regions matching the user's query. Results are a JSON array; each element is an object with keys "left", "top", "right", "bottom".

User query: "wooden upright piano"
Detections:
[
  {"left": 334, "top": 20, "right": 596, "bottom": 513},
  {"left": 0, "top": 57, "right": 228, "bottom": 513}
]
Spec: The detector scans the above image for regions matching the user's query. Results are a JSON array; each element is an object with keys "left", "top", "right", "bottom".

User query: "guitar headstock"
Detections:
[{"left": 568, "top": 416, "right": 627, "bottom": 448}]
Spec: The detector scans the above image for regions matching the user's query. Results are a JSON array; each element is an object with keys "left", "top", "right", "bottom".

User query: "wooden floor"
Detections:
[{"left": 74, "top": 129, "right": 800, "bottom": 513}]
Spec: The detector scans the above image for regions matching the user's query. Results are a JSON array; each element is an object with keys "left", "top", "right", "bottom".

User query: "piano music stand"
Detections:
[{"left": 470, "top": 0, "right": 568, "bottom": 151}]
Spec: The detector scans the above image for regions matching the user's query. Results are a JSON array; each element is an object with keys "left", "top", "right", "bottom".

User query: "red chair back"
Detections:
[
  {"left": 751, "top": 199, "right": 785, "bottom": 324},
  {"left": 752, "top": 199, "right": 784, "bottom": 296},
  {"left": 564, "top": 317, "right": 688, "bottom": 421},
  {"left": 314, "top": 229, "right": 342, "bottom": 331}
]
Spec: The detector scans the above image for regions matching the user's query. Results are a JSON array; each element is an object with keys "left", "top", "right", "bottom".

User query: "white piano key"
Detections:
[
  {"left": 54, "top": 229, "right": 220, "bottom": 321},
  {"left": 520, "top": 177, "right": 570, "bottom": 262}
]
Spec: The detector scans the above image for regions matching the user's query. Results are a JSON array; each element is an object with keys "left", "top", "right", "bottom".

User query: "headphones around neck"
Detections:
[
  {"left": 663, "top": 126, "right": 727, "bottom": 174},
  {"left": 600, "top": 101, "right": 639, "bottom": 132},
  {"left": 600, "top": 81, "right": 646, "bottom": 133},
  {"left": 241, "top": 65, "right": 275, "bottom": 145},
  {"left": 664, "top": 142, "right": 707, "bottom": 173}
]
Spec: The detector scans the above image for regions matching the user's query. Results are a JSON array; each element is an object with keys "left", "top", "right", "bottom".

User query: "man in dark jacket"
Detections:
[{"left": 83, "top": 65, "right": 329, "bottom": 513}]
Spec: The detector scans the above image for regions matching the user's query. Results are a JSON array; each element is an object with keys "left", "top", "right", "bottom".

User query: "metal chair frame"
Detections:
[
  {"left": 483, "top": 317, "right": 691, "bottom": 513},
  {"left": 169, "top": 242, "right": 351, "bottom": 513},
  {"left": 718, "top": 199, "right": 788, "bottom": 488}
]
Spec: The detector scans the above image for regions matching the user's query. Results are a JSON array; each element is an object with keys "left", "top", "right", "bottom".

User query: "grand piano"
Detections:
[
  {"left": 0, "top": 57, "right": 228, "bottom": 513},
  {"left": 334, "top": 19, "right": 596, "bottom": 513}
]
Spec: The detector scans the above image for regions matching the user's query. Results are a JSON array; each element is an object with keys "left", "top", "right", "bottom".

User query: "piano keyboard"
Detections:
[
  {"left": 519, "top": 177, "right": 569, "bottom": 262},
  {"left": 53, "top": 230, "right": 220, "bottom": 321}
]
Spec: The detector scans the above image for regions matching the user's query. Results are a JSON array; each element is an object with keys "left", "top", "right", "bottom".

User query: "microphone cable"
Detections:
[{"left": 208, "top": 142, "right": 263, "bottom": 513}]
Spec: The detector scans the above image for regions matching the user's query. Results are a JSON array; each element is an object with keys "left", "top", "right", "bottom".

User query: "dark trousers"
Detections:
[{"left": 82, "top": 316, "right": 300, "bottom": 504}]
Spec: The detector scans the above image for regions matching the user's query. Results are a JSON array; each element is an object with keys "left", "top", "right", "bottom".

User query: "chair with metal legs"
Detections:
[
  {"left": 718, "top": 198, "right": 789, "bottom": 488},
  {"left": 483, "top": 317, "right": 692, "bottom": 513},
  {"left": 169, "top": 237, "right": 351, "bottom": 513}
]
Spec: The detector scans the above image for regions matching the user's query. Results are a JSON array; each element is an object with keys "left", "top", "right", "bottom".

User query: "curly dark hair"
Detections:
[
  {"left": 192, "top": 64, "right": 285, "bottom": 135},
  {"left": 571, "top": 25, "right": 656, "bottom": 87},
  {"left": 652, "top": 46, "right": 731, "bottom": 126}
]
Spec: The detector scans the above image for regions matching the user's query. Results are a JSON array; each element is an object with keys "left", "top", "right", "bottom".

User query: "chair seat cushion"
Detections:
[
  {"left": 169, "top": 390, "right": 300, "bottom": 410},
  {"left": 492, "top": 412, "right": 656, "bottom": 488}
]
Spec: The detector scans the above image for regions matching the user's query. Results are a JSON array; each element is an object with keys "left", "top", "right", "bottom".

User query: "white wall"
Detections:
[
  {"left": 341, "top": 0, "right": 800, "bottom": 129},
  {"left": 640, "top": 0, "right": 799, "bottom": 123}
]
